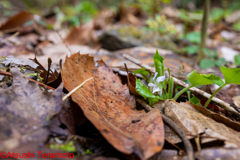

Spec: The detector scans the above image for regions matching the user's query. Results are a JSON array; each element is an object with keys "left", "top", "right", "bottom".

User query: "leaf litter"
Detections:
[
  {"left": 61, "top": 53, "right": 164, "bottom": 159},
  {"left": 0, "top": 67, "right": 62, "bottom": 151},
  {"left": 3, "top": 3, "right": 240, "bottom": 159}
]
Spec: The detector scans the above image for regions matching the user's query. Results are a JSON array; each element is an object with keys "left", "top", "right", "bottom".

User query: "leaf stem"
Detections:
[
  {"left": 174, "top": 85, "right": 194, "bottom": 101},
  {"left": 204, "top": 84, "right": 227, "bottom": 108}
]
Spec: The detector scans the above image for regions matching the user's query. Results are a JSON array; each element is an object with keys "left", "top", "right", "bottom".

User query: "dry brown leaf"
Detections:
[
  {"left": 0, "top": 67, "right": 63, "bottom": 151},
  {"left": 61, "top": 53, "right": 164, "bottom": 159},
  {"left": 0, "top": 11, "right": 34, "bottom": 31},
  {"left": 30, "top": 56, "right": 61, "bottom": 88},
  {"left": 0, "top": 44, "right": 32, "bottom": 57},
  {"left": 194, "top": 148, "right": 240, "bottom": 160},
  {"left": 127, "top": 72, "right": 140, "bottom": 96},
  {"left": 154, "top": 100, "right": 240, "bottom": 147},
  {"left": 65, "top": 25, "right": 99, "bottom": 48}
]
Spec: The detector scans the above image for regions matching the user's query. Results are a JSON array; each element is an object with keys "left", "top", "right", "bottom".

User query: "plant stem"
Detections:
[
  {"left": 198, "top": 0, "right": 210, "bottom": 62},
  {"left": 174, "top": 85, "right": 194, "bottom": 101},
  {"left": 204, "top": 84, "right": 227, "bottom": 108}
]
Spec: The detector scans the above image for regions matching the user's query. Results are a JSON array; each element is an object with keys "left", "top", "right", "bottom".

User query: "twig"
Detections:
[
  {"left": 62, "top": 77, "right": 93, "bottom": 101},
  {"left": 137, "top": 99, "right": 194, "bottom": 160},
  {"left": 45, "top": 57, "right": 52, "bottom": 84},
  {"left": 0, "top": 32, "right": 19, "bottom": 44},
  {"left": 136, "top": 99, "right": 152, "bottom": 111},
  {"left": 123, "top": 54, "right": 240, "bottom": 116},
  {"left": 0, "top": 70, "right": 55, "bottom": 90}
]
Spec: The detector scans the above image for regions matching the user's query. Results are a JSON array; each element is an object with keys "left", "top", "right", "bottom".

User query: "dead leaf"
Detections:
[
  {"left": 127, "top": 72, "right": 139, "bottom": 96},
  {"left": 154, "top": 100, "right": 240, "bottom": 147},
  {"left": 30, "top": 56, "right": 61, "bottom": 88},
  {"left": 65, "top": 25, "right": 99, "bottom": 48},
  {"left": 195, "top": 148, "right": 240, "bottom": 160},
  {"left": 2, "top": 55, "right": 38, "bottom": 69},
  {"left": 0, "top": 44, "right": 32, "bottom": 57},
  {"left": 0, "top": 11, "right": 34, "bottom": 32},
  {"left": 61, "top": 53, "right": 164, "bottom": 159},
  {"left": 0, "top": 67, "right": 63, "bottom": 150}
]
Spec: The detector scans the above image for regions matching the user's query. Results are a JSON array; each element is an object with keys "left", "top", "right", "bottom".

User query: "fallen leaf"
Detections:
[
  {"left": 0, "top": 67, "right": 63, "bottom": 150},
  {"left": 2, "top": 55, "right": 38, "bottom": 69},
  {"left": 0, "top": 11, "right": 34, "bottom": 31},
  {"left": 61, "top": 53, "right": 164, "bottom": 159},
  {"left": 0, "top": 44, "right": 32, "bottom": 57},
  {"left": 30, "top": 56, "right": 61, "bottom": 88},
  {"left": 195, "top": 148, "right": 240, "bottom": 160},
  {"left": 127, "top": 72, "right": 139, "bottom": 96},
  {"left": 153, "top": 100, "right": 240, "bottom": 147},
  {"left": 65, "top": 25, "right": 99, "bottom": 48}
]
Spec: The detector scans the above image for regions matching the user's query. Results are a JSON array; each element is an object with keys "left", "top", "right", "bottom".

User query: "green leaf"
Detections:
[
  {"left": 234, "top": 55, "right": 240, "bottom": 65},
  {"left": 210, "top": 8, "right": 224, "bottom": 23},
  {"left": 135, "top": 79, "right": 159, "bottom": 99},
  {"left": 200, "top": 59, "right": 215, "bottom": 69},
  {"left": 153, "top": 50, "right": 164, "bottom": 63},
  {"left": 203, "top": 48, "right": 217, "bottom": 58},
  {"left": 85, "top": 149, "right": 93, "bottom": 155},
  {"left": 220, "top": 67, "right": 240, "bottom": 85},
  {"left": 215, "top": 58, "right": 226, "bottom": 67},
  {"left": 179, "top": 11, "right": 192, "bottom": 22},
  {"left": 187, "top": 70, "right": 224, "bottom": 86},
  {"left": 154, "top": 59, "right": 163, "bottom": 77},
  {"left": 149, "top": 98, "right": 159, "bottom": 105},
  {"left": 190, "top": 96, "right": 201, "bottom": 105},
  {"left": 182, "top": 45, "right": 199, "bottom": 55},
  {"left": 185, "top": 32, "right": 201, "bottom": 44},
  {"left": 134, "top": 68, "right": 150, "bottom": 76},
  {"left": 233, "top": 22, "right": 240, "bottom": 31}
]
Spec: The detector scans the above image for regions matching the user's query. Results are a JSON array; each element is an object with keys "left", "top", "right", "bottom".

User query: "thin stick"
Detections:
[
  {"left": 62, "top": 77, "right": 93, "bottom": 101},
  {"left": 0, "top": 70, "right": 55, "bottom": 90},
  {"left": 122, "top": 54, "right": 240, "bottom": 116},
  {"left": 137, "top": 99, "right": 194, "bottom": 160},
  {"left": 0, "top": 32, "right": 19, "bottom": 44}
]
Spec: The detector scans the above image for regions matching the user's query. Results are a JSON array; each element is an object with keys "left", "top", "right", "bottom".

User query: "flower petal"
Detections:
[
  {"left": 156, "top": 75, "right": 166, "bottom": 83},
  {"left": 148, "top": 83, "right": 155, "bottom": 87},
  {"left": 165, "top": 70, "right": 169, "bottom": 80},
  {"left": 158, "top": 90, "right": 163, "bottom": 96},
  {"left": 153, "top": 72, "right": 158, "bottom": 81},
  {"left": 152, "top": 85, "right": 161, "bottom": 93}
]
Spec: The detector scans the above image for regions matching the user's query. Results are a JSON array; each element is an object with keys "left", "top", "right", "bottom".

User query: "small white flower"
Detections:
[{"left": 148, "top": 72, "right": 166, "bottom": 95}]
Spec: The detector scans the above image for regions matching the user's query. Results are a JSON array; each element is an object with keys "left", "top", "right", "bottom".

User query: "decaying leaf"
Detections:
[
  {"left": 2, "top": 55, "right": 38, "bottom": 69},
  {"left": 0, "top": 67, "right": 63, "bottom": 151},
  {"left": 61, "top": 53, "right": 164, "bottom": 159},
  {"left": 194, "top": 148, "right": 240, "bottom": 160},
  {"left": 154, "top": 100, "right": 240, "bottom": 147},
  {"left": 127, "top": 71, "right": 140, "bottom": 96},
  {"left": 0, "top": 11, "right": 34, "bottom": 31},
  {"left": 30, "top": 56, "right": 61, "bottom": 88}
]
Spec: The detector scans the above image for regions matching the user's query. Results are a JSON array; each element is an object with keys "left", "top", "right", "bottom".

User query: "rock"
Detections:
[
  {"left": 220, "top": 46, "right": 239, "bottom": 63},
  {"left": 98, "top": 26, "right": 178, "bottom": 51}
]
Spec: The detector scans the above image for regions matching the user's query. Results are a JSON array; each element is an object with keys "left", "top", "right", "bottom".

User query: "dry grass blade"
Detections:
[{"left": 62, "top": 77, "right": 93, "bottom": 101}]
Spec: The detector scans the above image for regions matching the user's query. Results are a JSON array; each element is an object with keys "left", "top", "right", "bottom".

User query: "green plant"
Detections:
[
  {"left": 173, "top": 66, "right": 240, "bottom": 108},
  {"left": 135, "top": 50, "right": 174, "bottom": 105},
  {"left": 59, "top": 1, "right": 97, "bottom": 26},
  {"left": 180, "top": 31, "right": 201, "bottom": 55},
  {"left": 198, "top": 0, "right": 210, "bottom": 62},
  {"left": 137, "top": 0, "right": 172, "bottom": 17},
  {"left": 174, "top": 70, "right": 224, "bottom": 101},
  {"left": 204, "top": 67, "right": 240, "bottom": 107},
  {"left": 146, "top": 15, "right": 177, "bottom": 35},
  {"left": 200, "top": 48, "right": 226, "bottom": 69},
  {"left": 234, "top": 54, "right": 240, "bottom": 65},
  {"left": 50, "top": 141, "right": 76, "bottom": 152}
]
